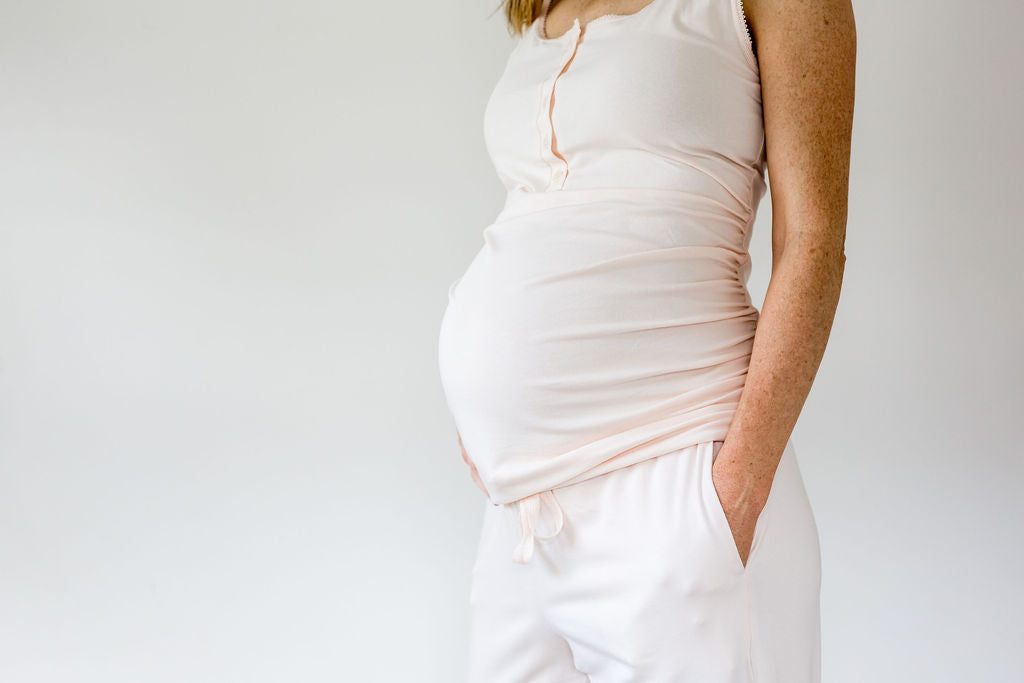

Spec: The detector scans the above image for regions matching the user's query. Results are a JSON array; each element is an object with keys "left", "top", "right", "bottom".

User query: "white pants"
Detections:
[{"left": 467, "top": 440, "right": 821, "bottom": 682}]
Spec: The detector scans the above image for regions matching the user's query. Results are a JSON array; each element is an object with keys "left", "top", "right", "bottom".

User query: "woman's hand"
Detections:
[
  {"left": 711, "top": 442, "right": 774, "bottom": 567},
  {"left": 458, "top": 429, "right": 491, "bottom": 499}
]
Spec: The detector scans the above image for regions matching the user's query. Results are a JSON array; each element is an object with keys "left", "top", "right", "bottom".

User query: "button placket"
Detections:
[{"left": 536, "top": 20, "right": 583, "bottom": 191}]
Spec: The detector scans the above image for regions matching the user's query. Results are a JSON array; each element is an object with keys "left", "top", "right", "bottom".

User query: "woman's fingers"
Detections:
[
  {"left": 712, "top": 460, "right": 760, "bottom": 567},
  {"left": 457, "top": 429, "right": 491, "bottom": 498}
]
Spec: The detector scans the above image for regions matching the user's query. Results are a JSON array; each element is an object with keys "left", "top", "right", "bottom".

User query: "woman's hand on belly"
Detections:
[{"left": 458, "top": 429, "right": 492, "bottom": 500}]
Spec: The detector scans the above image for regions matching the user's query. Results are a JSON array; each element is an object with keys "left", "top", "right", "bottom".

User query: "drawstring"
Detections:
[{"left": 511, "top": 490, "right": 565, "bottom": 564}]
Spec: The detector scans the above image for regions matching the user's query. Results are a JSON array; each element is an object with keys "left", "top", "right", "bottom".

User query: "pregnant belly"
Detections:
[{"left": 437, "top": 206, "right": 759, "bottom": 500}]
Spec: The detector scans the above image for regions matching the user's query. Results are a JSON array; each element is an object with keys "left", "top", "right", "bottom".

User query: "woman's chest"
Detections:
[{"left": 482, "top": 26, "right": 761, "bottom": 186}]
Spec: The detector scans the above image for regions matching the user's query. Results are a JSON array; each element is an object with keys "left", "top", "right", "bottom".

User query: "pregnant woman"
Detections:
[{"left": 438, "top": 0, "right": 855, "bottom": 680}]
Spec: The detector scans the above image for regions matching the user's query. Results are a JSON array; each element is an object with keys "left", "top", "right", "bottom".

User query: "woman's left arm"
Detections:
[{"left": 713, "top": 0, "right": 857, "bottom": 566}]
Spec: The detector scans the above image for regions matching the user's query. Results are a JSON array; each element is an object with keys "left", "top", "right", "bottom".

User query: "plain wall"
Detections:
[{"left": 1, "top": 0, "right": 1021, "bottom": 680}]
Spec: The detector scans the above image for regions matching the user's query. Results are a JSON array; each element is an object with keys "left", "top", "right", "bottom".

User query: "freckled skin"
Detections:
[
  {"left": 712, "top": 0, "right": 856, "bottom": 567},
  {"left": 459, "top": 0, "right": 857, "bottom": 566}
]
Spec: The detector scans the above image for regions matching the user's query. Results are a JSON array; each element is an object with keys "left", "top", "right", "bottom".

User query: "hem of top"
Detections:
[
  {"left": 493, "top": 438, "right": 727, "bottom": 510},
  {"left": 487, "top": 419, "right": 739, "bottom": 505}
]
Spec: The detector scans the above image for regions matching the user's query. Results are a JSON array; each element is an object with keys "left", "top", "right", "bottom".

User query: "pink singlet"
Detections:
[{"left": 438, "top": 0, "right": 768, "bottom": 561}]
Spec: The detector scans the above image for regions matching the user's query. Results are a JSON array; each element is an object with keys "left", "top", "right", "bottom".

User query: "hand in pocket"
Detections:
[
  {"left": 458, "top": 429, "right": 491, "bottom": 499},
  {"left": 711, "top": 443, "right": 774, "bottom": 568}
]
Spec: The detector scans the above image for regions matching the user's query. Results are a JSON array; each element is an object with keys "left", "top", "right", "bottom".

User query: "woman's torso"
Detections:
[{"left": 438, "top": 0, "right": 767, "bottom": 504}]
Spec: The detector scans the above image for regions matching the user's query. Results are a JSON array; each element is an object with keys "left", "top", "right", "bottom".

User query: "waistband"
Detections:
[
  {"left": 495, "top": 186, "right": 749, "bottom": 225},
  {"left": 501, "top": 440, "right": 728, "bottom": 563},
  {"left": 510, "top": 489, "right": 565, "bottom": 564}
]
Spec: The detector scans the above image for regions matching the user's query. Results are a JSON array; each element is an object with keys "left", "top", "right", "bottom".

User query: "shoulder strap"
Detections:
[{"left": 539, "top": 0, "right": 553, "bottom": 35}]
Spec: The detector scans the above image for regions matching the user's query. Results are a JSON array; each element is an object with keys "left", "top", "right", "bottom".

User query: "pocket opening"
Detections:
[{"left": 705, "top": 440, "right": 780, "bottom": 574}]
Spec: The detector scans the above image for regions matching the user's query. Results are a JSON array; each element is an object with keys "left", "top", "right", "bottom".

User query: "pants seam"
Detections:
[{"left": 743, "top": 573, "right": 758, "bottom": 682}]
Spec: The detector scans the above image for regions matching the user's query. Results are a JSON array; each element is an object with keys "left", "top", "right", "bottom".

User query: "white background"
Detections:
[{"left": 1, "top": 0, "right": 1021, "bottom": 680}]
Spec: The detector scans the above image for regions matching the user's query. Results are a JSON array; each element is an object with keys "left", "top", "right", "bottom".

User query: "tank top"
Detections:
[{"left": 437, "top": 0, "right": 767, "bottom": 561}]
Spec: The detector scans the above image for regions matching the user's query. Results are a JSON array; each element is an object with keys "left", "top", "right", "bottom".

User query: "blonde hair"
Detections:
[{"left": 496, "top": 0, "right": 546, "bottom": 38}]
